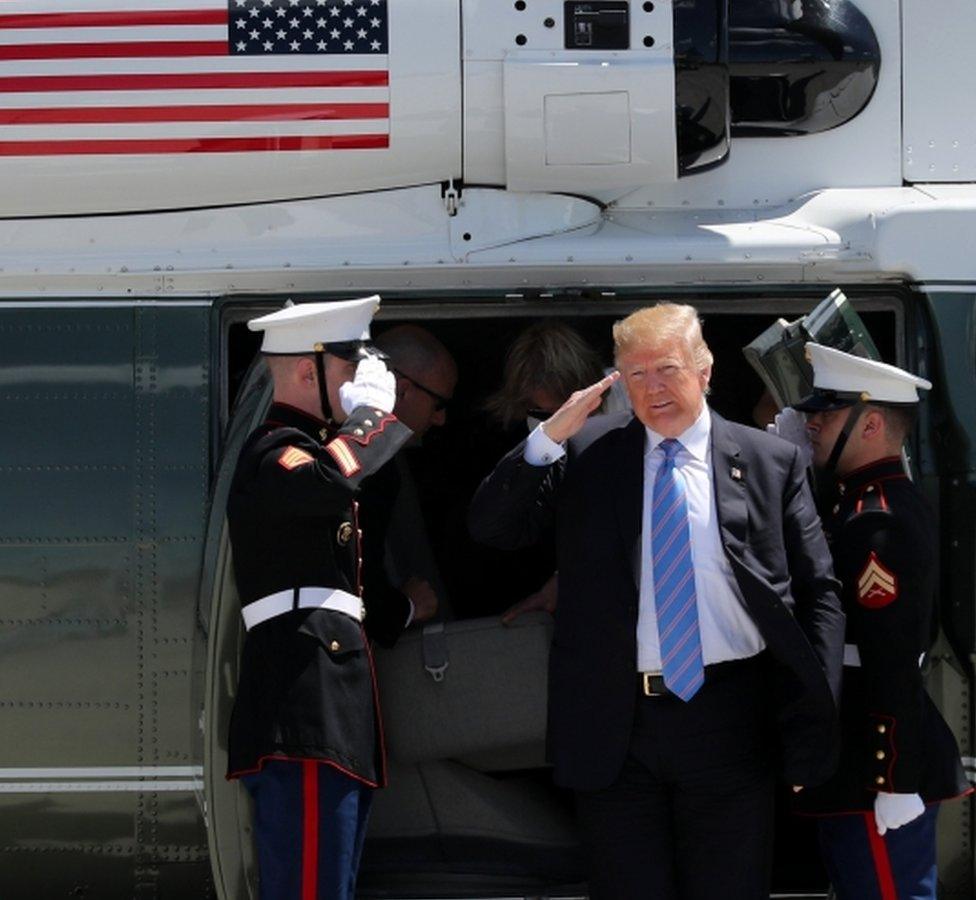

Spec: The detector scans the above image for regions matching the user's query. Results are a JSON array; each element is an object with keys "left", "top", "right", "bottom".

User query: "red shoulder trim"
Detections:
[{"left": 855, "top": 481, "right": 890, "bottom": 514}]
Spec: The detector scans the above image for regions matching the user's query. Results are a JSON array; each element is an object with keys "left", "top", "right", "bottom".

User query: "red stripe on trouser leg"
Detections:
[
  {"left": 302, "top": 761, "right": 319, "bottom": 900},
  {"left": 864, "top": 812, "right": 898, "bottom": 900}
]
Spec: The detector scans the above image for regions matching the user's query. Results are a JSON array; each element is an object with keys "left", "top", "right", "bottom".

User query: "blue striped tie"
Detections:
[{"left": 651, "top": 439, "right": 704, "bottom": 702}]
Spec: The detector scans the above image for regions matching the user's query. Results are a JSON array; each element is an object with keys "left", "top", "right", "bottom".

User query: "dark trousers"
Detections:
[
  {"left": 242, "top": 758, "right": 373, "bottom": 900},
  {"left": 575, "top": 656, "right": 775, "bottom": 900},
  {"left": 818, "top": 804, "right": 938, "bottom": 900}
]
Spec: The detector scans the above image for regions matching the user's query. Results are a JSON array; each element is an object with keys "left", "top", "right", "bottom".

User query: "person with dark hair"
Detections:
[
  {"left": 470, "top": 303, "right": 844, "bottom": 900},
  {"left": 789, "top": 343, "right": 971, "bottom": 900},
  {"left": 485, "top": 320, "right": 620, "bottom": 430},
  {"left": 483, "top": 321, "right": 623, "bottom": 622}
]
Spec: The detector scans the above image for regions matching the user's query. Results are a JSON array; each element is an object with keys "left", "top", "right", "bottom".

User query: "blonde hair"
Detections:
[
  {"left": 613, "top": 303, "right": 713, "bottom": 372},
  {"left": 486, "top": 321, "right": 605, "bottom": 428}
]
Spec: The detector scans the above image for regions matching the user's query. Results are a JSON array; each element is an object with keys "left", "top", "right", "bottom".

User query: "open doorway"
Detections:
[{"left": 205, "top": 290, "right": 903, "bottom": 898}]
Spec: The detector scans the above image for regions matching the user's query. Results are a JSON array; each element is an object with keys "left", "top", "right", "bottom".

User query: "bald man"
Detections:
[
  {"left": 368, "top": 325, "right": 457, "bottom": 620},
  {"left": 376, "top": 324, "right": 458, "bottom": 445}
]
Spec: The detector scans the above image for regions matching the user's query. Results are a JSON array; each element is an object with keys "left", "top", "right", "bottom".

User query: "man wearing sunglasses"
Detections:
[
  {"left": 371, "top": 325, "right": 457, "bottom": 620},
  {"left": 376, "top": 325, "right": 457, "bottom": 445}
]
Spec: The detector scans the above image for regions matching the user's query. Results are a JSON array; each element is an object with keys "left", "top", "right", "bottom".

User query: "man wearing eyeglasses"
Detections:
[
  {"left": 376, "top": 325, "right": 457, "bottom": 445},
  {"left": 371, "top": 325, "right": 457, "bottom": 620}
]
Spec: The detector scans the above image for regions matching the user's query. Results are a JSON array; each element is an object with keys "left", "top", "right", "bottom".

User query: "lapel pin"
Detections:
[{"left": 730, "top": 466, "right": 743, "bottom": 481}]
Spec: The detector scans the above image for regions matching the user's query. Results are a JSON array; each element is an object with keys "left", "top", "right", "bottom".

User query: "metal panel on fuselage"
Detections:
[
  {"left": 902, "top": 0, "right": 976, "bottom": 182},
  {"left": 0, "top": 302, "right": 212, "bottom": 897}
]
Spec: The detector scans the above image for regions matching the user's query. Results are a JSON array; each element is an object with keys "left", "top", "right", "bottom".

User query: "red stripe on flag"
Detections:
[
  {"left": 0, "top": 70, "right": 389, "bottom": 93},
  {"left": 0, "top": 10, "right": 227, "bottom": 29},
  {"left": 0, "top": 103, "right": 389, "bottom": 124},
  {"left": 0, "top": 42, "right": 226, "bottom": 61},
  {"left": 0, "top": 134, "right": 390, "bottom": 155},
  {"left": 302, "top": 761, "right": 319, "bottom": 900}
]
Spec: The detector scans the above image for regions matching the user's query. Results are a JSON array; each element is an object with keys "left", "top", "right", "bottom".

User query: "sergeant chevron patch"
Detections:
[
  {"left": 325, "top": 438, "right": 361, "bottom": 478},
  {"left": 857, "top": 552, "right": 898, "bottom": 608},
  {"left": 278, "top": 446, "right": 314, "bottom": 471}
]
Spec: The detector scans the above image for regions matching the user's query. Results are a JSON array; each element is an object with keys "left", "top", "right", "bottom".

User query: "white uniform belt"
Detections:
[
  {"left": 242, "top": 587, "right": 364, "bottom": 631},
  {"left": 843, "top": 643, "right": 925, "bottom": 669}
]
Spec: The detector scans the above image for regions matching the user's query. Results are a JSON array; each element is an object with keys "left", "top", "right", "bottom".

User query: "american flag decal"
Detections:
[{"left": 0, "top": 0, "right": 390, "bottom": 156}]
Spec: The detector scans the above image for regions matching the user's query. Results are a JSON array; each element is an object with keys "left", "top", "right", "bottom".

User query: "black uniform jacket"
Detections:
[
  {"left": 226, "top": 402, "right": 412, "bottom": 786},
  {"left": 797, "top": 457, "right": 970, "bottom": 814},
  {"left": 469, "top": 409, "right": 846, "bottom": 791}
]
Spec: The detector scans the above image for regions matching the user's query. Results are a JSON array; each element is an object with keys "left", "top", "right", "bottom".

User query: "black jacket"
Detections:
[
  {"left": 469, "top": 409, "right": 845, "bottom": 791},
  {"left": 797, "top": 456, "right": 970, "bottom": 814},
  {"left": 226, "top": 402, "right": 412, "bottom": 785}
]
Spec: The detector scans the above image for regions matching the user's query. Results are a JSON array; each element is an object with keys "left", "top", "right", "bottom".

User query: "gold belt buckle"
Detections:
[{"left": 642, "top": 672, "right": 664, "bottom": 697}]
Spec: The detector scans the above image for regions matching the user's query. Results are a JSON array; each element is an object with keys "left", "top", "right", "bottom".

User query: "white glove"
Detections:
[
  {"left": 338, "top": 355, "right": 396, "bottom": 416},
  {"left": 874, "top": 791, "right": 925, "bottom": 835},
  {"left": 766, "top": 407, "right": 813, "bottom": 468}
]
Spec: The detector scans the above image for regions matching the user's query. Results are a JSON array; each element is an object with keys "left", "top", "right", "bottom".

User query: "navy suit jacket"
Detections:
[{"left": 469, "top": 409, "right": 845, "bottom": 791}]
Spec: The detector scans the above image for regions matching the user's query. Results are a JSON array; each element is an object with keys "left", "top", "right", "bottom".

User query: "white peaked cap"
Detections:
[
  {"left": 806, "top": 342, "right": 932, "bottom": 404},
  {"left": 248, "top": 295, "right": 381, "bottom": 354}
]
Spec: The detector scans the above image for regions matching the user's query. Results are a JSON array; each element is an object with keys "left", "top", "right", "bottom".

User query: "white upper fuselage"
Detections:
[{"left": 0, "top": 0, "right": 972, "bottom": 295}]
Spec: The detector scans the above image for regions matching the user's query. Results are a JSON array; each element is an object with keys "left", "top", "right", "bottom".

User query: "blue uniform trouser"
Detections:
[
  {"left": 817, "top": 804, "right": 938, "bottom": 900},
  {"left": 241, "top": 759, "right": 373, "bottom": 900}
]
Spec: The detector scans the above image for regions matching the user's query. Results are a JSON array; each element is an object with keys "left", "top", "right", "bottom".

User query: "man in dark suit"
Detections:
[
  {"left": 469, "top": 303, "right": 845, "bottom": 900},
  {"left": 790, "top": 343, "right": 971, "bottom": 899},
  {"left": 373, "top": 324, "right": 458, "bottom": 616}
]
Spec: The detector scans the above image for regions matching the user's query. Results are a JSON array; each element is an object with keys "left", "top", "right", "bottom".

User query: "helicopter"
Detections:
[{"left": 0, "top": 0, "right": 972, "bottom": 897}]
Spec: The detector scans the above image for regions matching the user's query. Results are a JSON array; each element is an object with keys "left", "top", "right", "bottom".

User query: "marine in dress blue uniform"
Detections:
[
  {"left": 791, "top": 344, "right": 971, "bottom": 900},
  {"left": 226, "top": 297, "right": 415, "bottom": 900}
]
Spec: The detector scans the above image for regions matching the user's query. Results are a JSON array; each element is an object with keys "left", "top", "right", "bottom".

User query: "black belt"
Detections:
[
  {"left": 639, "top": 655, "right": 765, "bottom": 698},
  {"left": 640, "top": 672, "right": 670, "bottom": 697}
]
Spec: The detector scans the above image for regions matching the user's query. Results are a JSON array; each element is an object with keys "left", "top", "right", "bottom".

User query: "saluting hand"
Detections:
[
  {"left": 339, "top": 355, "right": 396, "bottom": 416},
  {"left": 541, "top": 371, "right": 621, "bottom": 444},
  {"left": 766, "top": 407, "right": 813, "bottom": 468}
]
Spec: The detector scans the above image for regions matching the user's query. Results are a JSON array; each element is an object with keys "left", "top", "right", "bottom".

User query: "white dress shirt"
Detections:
[
  {"left": 524, "top": 407, "right": 765, "bottom": 671},
  {"left": 637, "top": 405, "right": 764, "bottom": 671}
]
